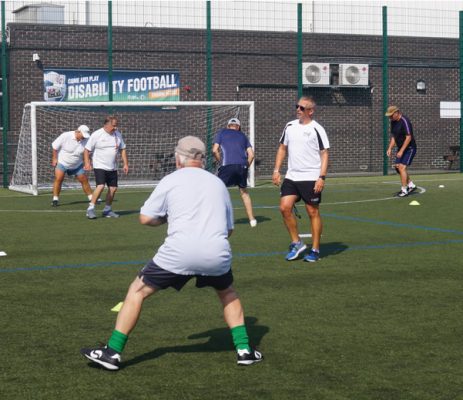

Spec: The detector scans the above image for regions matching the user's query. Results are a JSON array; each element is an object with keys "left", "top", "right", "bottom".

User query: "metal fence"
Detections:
[
  {"left": 1, "top": 1, "right": 462, "bottom": 187},
  {"left": 3, "top": 1, "right": 460, "bottom": 36}
]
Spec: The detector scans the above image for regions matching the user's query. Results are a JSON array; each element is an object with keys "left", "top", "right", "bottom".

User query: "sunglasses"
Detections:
[{"left": 296, "top": 104, "right": 311, "bottom": 112}]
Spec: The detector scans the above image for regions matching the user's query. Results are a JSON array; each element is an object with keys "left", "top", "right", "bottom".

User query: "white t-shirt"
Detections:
[
  {"left": 52, "top": 131, "right": 87, "bottom": 169},
  {"left": 85, "top": 128, "right": 126, "bottom": 171},
  {"left": 280, "top": 119, "right": 330, "bottom": 181},
  {"left": 140, "top": 167, "right": 234, "bottom": 276}
]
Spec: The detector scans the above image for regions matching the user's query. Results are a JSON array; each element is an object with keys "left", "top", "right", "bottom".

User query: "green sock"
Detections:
[
  {"left": 108, "top": 329, "right": 128, "bottom": 354},
  {"left": 231, "top": 325, "right": 251, "bottom": 352}
]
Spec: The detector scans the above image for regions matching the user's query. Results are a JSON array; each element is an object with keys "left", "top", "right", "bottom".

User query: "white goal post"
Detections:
[{"left": 9, "top": 101, "right": 255, "bottom": 195}]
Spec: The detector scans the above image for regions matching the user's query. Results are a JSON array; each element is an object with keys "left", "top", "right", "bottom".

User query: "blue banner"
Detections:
[{"left": 43, "top": 69, "right": 180, "bottom": 102}]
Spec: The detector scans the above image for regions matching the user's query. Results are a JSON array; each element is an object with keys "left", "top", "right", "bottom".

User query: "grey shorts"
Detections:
[{"left": 139, "top": 259, "right": 234, "bottom": 291}]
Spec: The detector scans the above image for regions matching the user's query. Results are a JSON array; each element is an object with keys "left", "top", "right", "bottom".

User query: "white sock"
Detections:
[
  {"left": 53, "top": 196, "right": 59, "bottom": 201},
  {"left": 402, "top": 186, "right": 408, "bottom": 192},
  {"left": 408, "top": 181, "right": 415, "bottom": 188},
  {"left": 103, "top": 205, "right": 112, "bottom": 212},
  {"left": 87, "top": 194, "right": 92, "bottom": 200},
  {"left": 87, "top": 203, "right": 95, "bottom": 210}
]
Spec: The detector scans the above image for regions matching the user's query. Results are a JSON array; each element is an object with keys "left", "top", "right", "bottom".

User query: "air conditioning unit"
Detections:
[
  {"left": 302, "top": 63, "right": 330, "bottom": 86},
  {"left": 339, "top": 64, "right": 369, "bottom": 86}
]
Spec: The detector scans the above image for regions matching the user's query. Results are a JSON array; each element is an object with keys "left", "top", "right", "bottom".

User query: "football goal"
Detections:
[{"left": 9, "top": 101, "right": 255, "bottom": 195}]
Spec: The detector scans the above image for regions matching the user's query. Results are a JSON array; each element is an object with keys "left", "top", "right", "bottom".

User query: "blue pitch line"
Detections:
[
  {"left": 0, "top": 260, "right": 146, "bottom": 273},
  {"left": 322, "top": 213, "right": 463, "bottom": 236},
  {"left": 2, "top": 240, "right": 463, "bottom": 273}
]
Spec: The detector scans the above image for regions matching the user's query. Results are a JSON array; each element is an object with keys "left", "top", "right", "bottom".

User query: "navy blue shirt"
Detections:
[
  {"left": 391, "top": 115, "right": 416, "bottom": 149},
  {"left": 213, "top": 128, "right": 252, "bottom": 166}
]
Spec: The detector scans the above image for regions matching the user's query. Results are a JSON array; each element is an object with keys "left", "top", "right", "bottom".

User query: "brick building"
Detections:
[{"left": 2, "top": 22, "right": 460, "bottom": 184}]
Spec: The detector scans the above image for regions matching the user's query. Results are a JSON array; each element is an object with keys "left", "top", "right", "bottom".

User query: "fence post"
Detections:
[
  {"left": 382, "top": 6, "right": 389, "bottom": 176},
  {"left": 460, "top": 11, "right": 463, "bottom": 172},
  {"left": 1, "top": 0, "right": 9, "bottom": 188},
  {"left": 206, "top": 1, "right": 213, "bottom": 171},
  {"left": 297, "top": 3, "right": 303, "bottom": 99},
  {"left": 108, "top": 0, "right": 113, "bottom": 101}
]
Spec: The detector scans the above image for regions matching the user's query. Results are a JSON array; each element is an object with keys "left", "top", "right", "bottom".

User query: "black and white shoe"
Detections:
[
  {"left": 237, "top": 348, "right": 263, "bottom": 366},
  {"left": 81, "top": 345, "right": 121, "bottom": 371},
  {"left": 397, "top": 190, "right": 408, "bottom": 198},
  {"left": 408, "top": 185, "right": 417, "bottom": 194},
  {"left": 51, "top": 200, "right": 59, "bottom": 207}
]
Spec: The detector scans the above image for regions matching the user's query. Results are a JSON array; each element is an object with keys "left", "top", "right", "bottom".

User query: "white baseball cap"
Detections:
[
  {"left": 227, "top": 118, "right": 241, "bottom": 126},
  {"left": 78, "top": 125, "right": 90, "bottom": 138}
]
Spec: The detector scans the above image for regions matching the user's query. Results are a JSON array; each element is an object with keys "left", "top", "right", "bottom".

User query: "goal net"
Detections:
[{"left": 9, "top": 101, "right": 255, "bottom": 195}]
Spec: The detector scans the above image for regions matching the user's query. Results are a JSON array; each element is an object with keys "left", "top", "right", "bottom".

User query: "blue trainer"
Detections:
[
  {"left": 285, "top": 241, "right": 307, "bottom": 261},
  {"left": 304, "top": 249, "right": 320, "bottom": 262}
]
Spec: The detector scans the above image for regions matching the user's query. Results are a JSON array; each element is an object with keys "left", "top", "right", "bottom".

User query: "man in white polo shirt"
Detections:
[
  {"left": 50, "top": 125, "right": 93, "bottom": 207},
  {"left": 81, "top": 136, "right": 263, "bottom": 371},
  {"left": 84, "top": 116, "right": 128, "bottom": 219},
  {"left": 272, "top": 96, "right": 329, "bottom": 262}
]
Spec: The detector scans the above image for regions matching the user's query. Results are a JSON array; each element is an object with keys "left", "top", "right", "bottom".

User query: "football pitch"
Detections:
[{"left": 1, "top": 173, "right": 462, "bottom": 400}]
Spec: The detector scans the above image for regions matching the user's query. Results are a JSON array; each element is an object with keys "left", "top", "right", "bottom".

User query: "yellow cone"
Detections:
[
  {"left": 409, "top": 200, "right": 420, "bottom": 206},
  {"left": 111, "top": 302, "right": 124, "bottom": 312}
]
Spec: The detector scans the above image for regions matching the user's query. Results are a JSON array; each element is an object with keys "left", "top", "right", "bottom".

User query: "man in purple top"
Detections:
[
  {"left": 213, "top": 118, "right": 257, "bottom": 227},
  {"left": 385, "top": 105, "right": 417, "bottom": 197}
]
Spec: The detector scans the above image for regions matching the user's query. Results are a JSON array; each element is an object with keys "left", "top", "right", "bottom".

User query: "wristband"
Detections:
[
  {"left": 273, "top": 170, "right": 280, "bottom": 173},
  {"left": 319, "top": 175, "right": 326, "bottom": 180}
]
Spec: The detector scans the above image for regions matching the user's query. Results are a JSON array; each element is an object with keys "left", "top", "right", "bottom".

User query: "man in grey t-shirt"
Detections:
[{"left": 81, "top": 136, "right": 263, "bottom": 371}]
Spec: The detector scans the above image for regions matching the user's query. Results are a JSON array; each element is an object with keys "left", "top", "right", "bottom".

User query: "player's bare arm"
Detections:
[
  {"left": 212, "top": 143, "right": 221, "bottom": 164},
  {"left": 272, "top": 144, "right": 287, "bottom": 186},
  {"left": 121, "top": 149, "right": 129, "bottom": 174},
  {"left": 139, "top": 214, "right": 167, "bottom": 226},
  {"left": 83, "top": 148, "right": 92, "bottom": 170},
  {"left": 386, "top": 137, "right": 396, "bottom": 157},
  {"left": 51, "top": 149, "right": 58, "bottom": 167},
  {"left": 314, "top": 149, "right": 329, "bottom": 193},
  {"left": 246, "top": 147, "right": 255, "bottom": 167}
]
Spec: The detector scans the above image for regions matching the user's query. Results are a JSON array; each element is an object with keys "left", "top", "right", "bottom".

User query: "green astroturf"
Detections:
[{"left": 0, "top": 173, "right": 462, "bottom": 400}]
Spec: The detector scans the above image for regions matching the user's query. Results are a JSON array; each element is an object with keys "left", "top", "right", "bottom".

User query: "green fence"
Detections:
[{"left": 1, "top": 1, "right": 462, "bottom": 187}]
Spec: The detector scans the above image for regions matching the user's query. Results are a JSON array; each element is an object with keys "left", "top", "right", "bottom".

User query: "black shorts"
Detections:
[
  {"left": 94, "top": 169, "right": 118, "bottom": 187},
  {"left": 138, "top": 260, "right": 234, "bottom": 291},
  {"left": 218, "top": 164, "right": 248, "bottom": 188},
  {"left": 280, "top": 178, "right": 321, "bottom": 205}
]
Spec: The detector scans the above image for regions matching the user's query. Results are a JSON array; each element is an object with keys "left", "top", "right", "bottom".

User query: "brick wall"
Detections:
[{"left": 2, "top": 23, "right": 460, "bottom": 183}]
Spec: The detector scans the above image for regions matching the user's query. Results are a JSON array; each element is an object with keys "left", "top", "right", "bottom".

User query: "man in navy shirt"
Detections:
[
  {"left": 213, "top": 118, "right": 257, "bottom": 227},
  {"left": 385, "top": 105, "right": 417, "bottom": 197}
]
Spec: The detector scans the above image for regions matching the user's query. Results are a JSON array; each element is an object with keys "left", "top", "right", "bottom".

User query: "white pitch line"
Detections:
[{"left": 0, "top": 185, "right": 427, "bottom": 213}]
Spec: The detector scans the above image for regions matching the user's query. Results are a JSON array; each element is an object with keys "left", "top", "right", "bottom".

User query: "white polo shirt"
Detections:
[
  {"left": 280, "top": 119, "right": 330, "bottom": 181},
  {"left": 85, "top": 128, "right": 126, "bottom": 171},
  {"left": 52, "top": 131, "right": 87, "bottom": 169},
  {"left": 140, "top": 167, "right": 234, "bottom": 276}
]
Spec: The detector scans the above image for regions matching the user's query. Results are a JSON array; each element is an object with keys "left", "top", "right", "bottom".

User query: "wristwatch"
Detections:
[{"left": 319, "top": 175, "right": 326, "bottom": 180}]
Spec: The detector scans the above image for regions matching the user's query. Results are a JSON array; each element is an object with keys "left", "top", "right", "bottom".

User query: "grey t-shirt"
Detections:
[{"left": 140, "top": 167, "right": 234, "bottom": 275}]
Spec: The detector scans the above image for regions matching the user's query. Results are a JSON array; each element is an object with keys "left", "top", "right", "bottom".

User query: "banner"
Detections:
[{"left": 43, "top": 69, "right": 180, "bottom": 102}]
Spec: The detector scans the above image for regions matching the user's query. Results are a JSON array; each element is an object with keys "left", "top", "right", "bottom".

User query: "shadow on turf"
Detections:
[
  {"left": 234, "top": 216, "right": 271, "bottom": 225},
  {"left": 318, "top": 242, "right": 349, "bottom": 259},
  {"left": 120, "top": 316, "right": 269, "bottom": 369}
]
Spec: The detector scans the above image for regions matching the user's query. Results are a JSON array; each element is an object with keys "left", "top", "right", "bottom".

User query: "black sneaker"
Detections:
[
  {"left": 408, "top": 185, "right": 417, "bottom": 194},
  {"left": 51, "top": 200, "right": 59, "bottom": 207},
  {"left": 81, "top": 345, "right": 121, "bottom": 371},
  {"left": 237, "top": 348, "right": 263, "bottom": 366}
]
